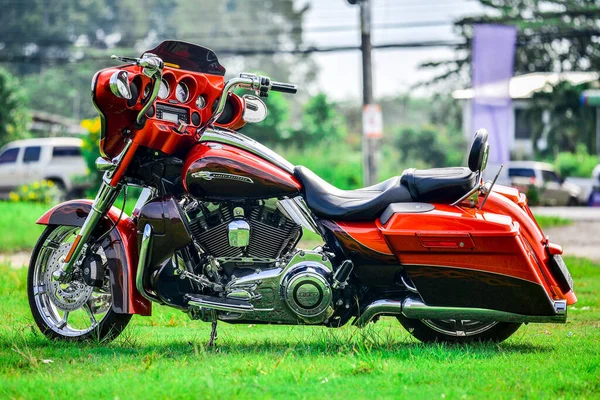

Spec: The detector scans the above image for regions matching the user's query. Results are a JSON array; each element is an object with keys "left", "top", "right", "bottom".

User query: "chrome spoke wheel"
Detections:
[
  {"left": 422, "top": 319, "right": 499, "bottom": 337},
  {"left": 32, "top": 226, "right": 112, "bottom": 338}
]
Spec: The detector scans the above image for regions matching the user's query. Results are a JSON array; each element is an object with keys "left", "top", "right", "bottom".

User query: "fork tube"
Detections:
[{"left": 53, "top": 140, "right": 135, "bottom": 280}]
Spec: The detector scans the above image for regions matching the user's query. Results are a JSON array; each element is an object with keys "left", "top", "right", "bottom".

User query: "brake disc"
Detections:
[{"left": 43, "top": 244, "right": 93, "bottom": 311}]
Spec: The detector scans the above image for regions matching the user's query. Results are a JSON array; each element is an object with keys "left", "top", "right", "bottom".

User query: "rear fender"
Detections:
[{"left": 37, "top": 200, "right": 152, "bottom": 316}]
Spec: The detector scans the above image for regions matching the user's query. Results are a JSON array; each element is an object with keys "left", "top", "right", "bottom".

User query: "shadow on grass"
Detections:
[{"left": 2, "top": 323, "right": 554, "bottom": 365}]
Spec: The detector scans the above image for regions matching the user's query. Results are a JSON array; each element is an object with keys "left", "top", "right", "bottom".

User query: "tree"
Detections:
[
  {"left": 422, "top": 1, "right": 600, "bottom": 90},
  {"left": 394, "top": 125, "right": 466, "bottom": 169},
  {"left": 525, "top": 80, "right": 596, "bottom": 153},
  {"left": 0, "top": 68, "right": 30, "bottom": 147},
  {"left": 294, "top": 93, "right": 347, "bottom": 147},
  {"left": 237, "top": 91, "right": 290, "bottom": 145}
]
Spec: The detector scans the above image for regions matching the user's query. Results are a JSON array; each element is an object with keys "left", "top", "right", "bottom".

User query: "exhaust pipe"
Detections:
[{"left": 354, "top": 297, "right": 567, "bottom": 327}]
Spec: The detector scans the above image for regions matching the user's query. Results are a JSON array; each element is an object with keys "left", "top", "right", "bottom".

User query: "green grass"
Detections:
[
  {"left": 534, "top": 214, "right": 574, "bottom": 230},
  {"left": 0, "top": 202, "right": 48, "bottom": 252},
  {"left": 1, "top": 257, "right": 599, "bottom": 399}
]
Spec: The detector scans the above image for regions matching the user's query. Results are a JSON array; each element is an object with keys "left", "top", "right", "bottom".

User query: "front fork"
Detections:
[{"left": 53, "top": 140, "right": 134, "bottom": 281}]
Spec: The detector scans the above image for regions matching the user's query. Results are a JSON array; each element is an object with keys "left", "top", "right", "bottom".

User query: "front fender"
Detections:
[{"left": 37, "top": 200, "right": 152, "bottom": 316}]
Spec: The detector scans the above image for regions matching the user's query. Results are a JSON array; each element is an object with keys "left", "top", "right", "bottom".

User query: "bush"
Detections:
[
  {"left": 0, "top": 68, "right": 30, "bottom": 147},
  {"left": 554, "top": 144, "right": 598, "bottom": 178},
  {"left": 393, "top": 125, "right": 466, "bottom": 169},
  {"left": 79, "top": 118, "right": 103, "bottom": 195},
  {"left": 9, "top": 180, "right": 62, "bottom": 204},
  {"left": 281, "top": 143, "right": 363, "bottom": 189}
]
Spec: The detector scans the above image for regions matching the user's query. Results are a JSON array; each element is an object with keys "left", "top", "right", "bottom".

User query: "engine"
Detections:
[
  {"left": 186, "top": 199, "right": 302, "bottom": 268},
  {"left": 181, "top": 199, "right": 336, "bottom": 325}
]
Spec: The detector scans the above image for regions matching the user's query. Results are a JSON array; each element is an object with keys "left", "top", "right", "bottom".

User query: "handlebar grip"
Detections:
[{"left": 271, "top": 81, "right": 298, "bottom": 94}]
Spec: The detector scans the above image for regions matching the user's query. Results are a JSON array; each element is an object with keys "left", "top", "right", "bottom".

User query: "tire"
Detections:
[
  {"left": 567, "top": 196, "right": 578, "bottom": 207},
  {"left": 27, "top": 225, "right": 132, "bottom": 342},
  {"left": 397, "top": 315, "right": 521, "bottom": 344}
]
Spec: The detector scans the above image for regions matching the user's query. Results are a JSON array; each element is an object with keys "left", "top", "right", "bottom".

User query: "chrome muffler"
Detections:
[{"left": 354, "top": 297, "right": 567, "bottom": 327}]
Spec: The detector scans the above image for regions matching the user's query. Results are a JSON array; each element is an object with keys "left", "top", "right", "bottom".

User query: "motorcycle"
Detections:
[{"left": 28, "top": 40, "right": 576, "bottom": 344}]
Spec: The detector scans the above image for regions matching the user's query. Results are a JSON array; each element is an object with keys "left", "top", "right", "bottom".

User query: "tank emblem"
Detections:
[{"left": 191, "top": 171, "right": 254, "bottom": 184}]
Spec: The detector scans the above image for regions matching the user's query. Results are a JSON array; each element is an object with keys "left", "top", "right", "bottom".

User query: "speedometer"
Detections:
[
  {"left": 158, "top": 79, "right": 169, "bottom": 99},
  {"left": 176, "top": 82, "right": 189, "bottom": 103}
]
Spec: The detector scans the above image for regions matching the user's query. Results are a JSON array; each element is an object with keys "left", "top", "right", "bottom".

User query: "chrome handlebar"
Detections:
[
  {"left": 204, "top": 73, "right": 297, "bottom": 128},
  {"left": 111, "top": 53, "right": 164, "bottom": 124}
]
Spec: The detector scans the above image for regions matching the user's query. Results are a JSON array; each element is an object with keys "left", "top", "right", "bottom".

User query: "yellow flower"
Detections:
[
  {"left": 32, "top": 181, "right": 40, "bottom": 189},
  {"left": 47, "top": 180, "right": 54, "bottom": 187},
  {"left": 91, "top": 118, "right": 101, "bottom": 133},
  {"left": 81, "top": 119, "right": 94, "bottom": 132},
  {"left": 28, "top": 192, "right": 35, "bottom": 199},
  {"left": 9, "top": 192, "right": 19, "bottom": 202},
  {"left": 41, "top": 179, "right": 48, "bottom": 186},
  {"left": 22, "top": 185, "right": 29, "bottom": 192}
]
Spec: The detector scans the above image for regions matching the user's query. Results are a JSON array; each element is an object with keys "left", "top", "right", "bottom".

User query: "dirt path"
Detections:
[
  {"left": 0, "top": 251, "right": 30, "bottom": 268},
  {"left": 545, "top": 221, "right": 600, "bottom": 262}
]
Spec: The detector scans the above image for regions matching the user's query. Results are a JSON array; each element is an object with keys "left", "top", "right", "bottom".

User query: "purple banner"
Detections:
[{"left": 471, "top": 24, "right": 517, "bottom": 165}]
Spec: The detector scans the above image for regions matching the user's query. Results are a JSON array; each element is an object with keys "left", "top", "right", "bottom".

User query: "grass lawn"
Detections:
[
  {"left": 534, "top": 215, "right": 573, "bottom": 230},
  {"left": 0, "top": 202, "right": 48, "bottom": 252},
  {"left": 1, "top": 256, "right": 598, "bottom": 399}
]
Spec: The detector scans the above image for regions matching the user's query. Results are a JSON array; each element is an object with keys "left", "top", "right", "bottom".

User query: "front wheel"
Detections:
[
  {"left": 28, "top": 225, "right": 131, "bottom": 342},
  {"left": 397, "top": 316, "right": 521, "bottom": 343}
]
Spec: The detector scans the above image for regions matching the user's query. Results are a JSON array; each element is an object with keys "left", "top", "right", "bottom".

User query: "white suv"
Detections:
[
  {"left": 508, "top": 161, "right": 582, "bottom": 206},
  {"left": 0, "top": 137, "right": 89, "bottom": 198}
]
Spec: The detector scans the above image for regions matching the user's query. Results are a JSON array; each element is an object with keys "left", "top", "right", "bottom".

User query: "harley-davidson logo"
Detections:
[{"left": 191, "top": 171, "right": 254, "bottom": 184}]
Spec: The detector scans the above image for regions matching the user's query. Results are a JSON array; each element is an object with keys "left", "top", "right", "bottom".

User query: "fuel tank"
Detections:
[{"left": 183, "top": 142, "right": 302, "bottom": 200}]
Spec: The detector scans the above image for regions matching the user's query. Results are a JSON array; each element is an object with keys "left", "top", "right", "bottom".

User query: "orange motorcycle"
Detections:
[{"left": 28, "top": 41, "right": 575, "bottom": 344}]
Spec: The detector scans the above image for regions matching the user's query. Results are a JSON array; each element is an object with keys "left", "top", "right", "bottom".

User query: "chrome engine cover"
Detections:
[
  {"left": 220, "top": 250, "right": 335, "bottom": 324},
  {"left": 282, "top": 262, "right": 333, "bottom": 323}
]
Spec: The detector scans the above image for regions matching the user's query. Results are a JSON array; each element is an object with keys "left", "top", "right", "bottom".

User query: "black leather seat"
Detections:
[
  {"left": 400, "top": 167, "right": 476, "bottom": 203},
  {"left": 296, "top": 129, "right": 488, "bottom": 221},
  {"left": 294, "top": 166, "right": 412, "bottom": 221}
]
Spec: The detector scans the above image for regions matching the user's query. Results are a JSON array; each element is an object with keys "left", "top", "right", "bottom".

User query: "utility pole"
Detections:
[{"left": 348, "top": 0, "right": 380, "bottom": 185}]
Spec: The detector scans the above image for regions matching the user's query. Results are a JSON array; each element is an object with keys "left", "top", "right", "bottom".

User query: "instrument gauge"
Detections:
[
  {"left": 158, "top": 79, "right": 169, "bottom": 99},
  {"left": 176, "top": 82, "right": 189, "bottom": 103},
  {"left": 142, "top": 84, "right": 151, "bottom": 100},
  {"left": 195, "top": 95, "right": 206, "bottom": 109}
]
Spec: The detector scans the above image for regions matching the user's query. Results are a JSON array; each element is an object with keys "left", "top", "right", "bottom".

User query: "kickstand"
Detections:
[{"left": 208, "top": 310, "right": 218, "bottom": 347}]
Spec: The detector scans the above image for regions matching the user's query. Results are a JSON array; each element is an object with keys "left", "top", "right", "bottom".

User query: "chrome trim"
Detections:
[
  {"left": 95, "top": 157, "right": 116, "bottom": 172},
  {"left": 354, "top": 299, "right": 403, "bottom": 327},
  {"left": 200, "top": 128, "right": 295, "bottom": 174},
  {"left": 479, "top": 164, "right": 504, "bottom": 209},
  {"left": 401, "top": 297, "right": 567, "bottom": 324},
  {"left": 109, "top": 70, "right": 131, "bottom": 99},
  {"left": 450, "top": 184, "right": 480, "bottom": 207},
  {"left": 187, "top": 296, "right": 254, "bottom": 313},
  {"left": 228, "top": 219, "right": 250, "bottom": 247},
  {"left": 136, "top": 224, "right": 160, "bottom": 303},
  {"left": 278, "top": 197, "right": 320, "bottom": 234},
  {"left": 204, "top": 73, "right": 268, "bottom": 128},
  {"left": 353, "top": 297, "right": 568, "bottom": 327},
  {"left": 132, "top": 187, "right": 156, "bottom": 217}
]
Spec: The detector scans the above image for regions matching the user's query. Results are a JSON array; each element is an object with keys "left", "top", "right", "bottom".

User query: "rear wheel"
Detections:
[
  {"left": 28, "top": 225, "right": 131, "bottom": 342},
  {"left": 398, "top": 316, "right": 521, "bottom": 343}
]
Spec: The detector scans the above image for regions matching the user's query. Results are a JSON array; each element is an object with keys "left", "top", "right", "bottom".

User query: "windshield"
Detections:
[{"left": 144, "top": 40, "right": 226, "bottom": 76}]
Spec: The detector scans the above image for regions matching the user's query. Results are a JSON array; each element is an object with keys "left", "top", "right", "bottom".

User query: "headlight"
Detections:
[{"left": 109, "top": 70, "right": 132, "bottom": 99}]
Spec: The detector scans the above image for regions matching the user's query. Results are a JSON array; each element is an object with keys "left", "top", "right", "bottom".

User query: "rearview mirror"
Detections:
[{"left": 242, "top": 95, "right": 267, "bottom": 123}]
